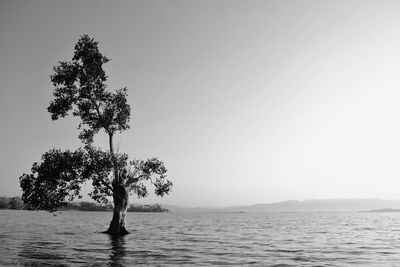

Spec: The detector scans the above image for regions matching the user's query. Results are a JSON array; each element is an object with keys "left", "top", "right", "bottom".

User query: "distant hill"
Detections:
[{"left": 165, "top": 199, "right": 400, "bottom": 213}]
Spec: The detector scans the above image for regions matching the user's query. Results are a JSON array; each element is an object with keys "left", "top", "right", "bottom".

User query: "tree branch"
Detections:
[
  {"left": 126, "top": 173, "right": 149, "bottom": 187},
  {"left": 91, "top": 99, "right": 108, "bottom": 132},
  {"left": 99, "top": 178, "right": 113, "bottom": 193}
]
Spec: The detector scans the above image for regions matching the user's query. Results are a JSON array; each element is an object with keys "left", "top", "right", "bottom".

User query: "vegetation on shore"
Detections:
[
  {"left": 0, "top": 196, "right": 25, "bottom": 210},
  {"left": 0, "top": 197, "right": 168, "bottom": 212}
]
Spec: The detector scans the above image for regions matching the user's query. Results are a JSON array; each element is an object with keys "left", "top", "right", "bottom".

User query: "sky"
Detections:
[{"left": 2, "top": 0, "right": 400, "bottom": 207}]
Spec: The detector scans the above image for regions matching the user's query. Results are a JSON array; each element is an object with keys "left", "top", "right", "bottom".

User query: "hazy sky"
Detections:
[{"left": 2, "top": 0, "right": 400, "bottom": 207}]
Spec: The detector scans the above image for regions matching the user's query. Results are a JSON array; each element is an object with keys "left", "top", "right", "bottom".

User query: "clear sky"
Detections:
[{"left": 1, "top": 0, "right": 400, "bottom": 207}]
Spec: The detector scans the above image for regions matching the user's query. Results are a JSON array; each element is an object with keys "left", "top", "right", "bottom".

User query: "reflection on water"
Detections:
[
  {"left": 109, "top": 235, "right": 126, "bottom": 267},
  {"left": 2, "top": 210, "right": 400, "bottom": 266}
]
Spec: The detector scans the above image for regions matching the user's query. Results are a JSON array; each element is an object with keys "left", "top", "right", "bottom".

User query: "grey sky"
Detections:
[{"left": 1, "top": 0, "right": 400, "bottom": 207}]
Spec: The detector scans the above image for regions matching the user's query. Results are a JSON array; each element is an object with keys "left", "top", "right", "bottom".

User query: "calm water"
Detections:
[{"left": 1, "top": 210, "right": 400, "bottom": 266}]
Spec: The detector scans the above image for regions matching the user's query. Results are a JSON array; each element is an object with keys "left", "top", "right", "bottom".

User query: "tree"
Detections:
[
  {"left": 19, "top": 35, "right": 172, "bottom": 235},
  {"left": 9, "top": 197, "right": 25, "bottom": 210},
  {"left": 0, "top": 197, "right": 10, "bottom": 209}
]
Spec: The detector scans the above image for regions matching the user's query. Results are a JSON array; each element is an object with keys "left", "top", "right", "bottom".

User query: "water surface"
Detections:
[{"left": 1, "top": 210, "right": 400, "bottom": 266}]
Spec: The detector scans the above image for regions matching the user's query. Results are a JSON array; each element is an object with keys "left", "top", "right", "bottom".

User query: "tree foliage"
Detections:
[
  {"left": 48, "top": 35, "right": 130, "bottom": 145},
  {"left": 20, "top": 35, "right": 172, "bottom": 213},
  {"left": 20, "top": 149, "right": 86, "bottom": 211}
]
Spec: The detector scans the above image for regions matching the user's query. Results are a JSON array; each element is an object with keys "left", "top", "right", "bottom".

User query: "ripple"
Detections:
[{"left": 2, "top": 210, "right": 400, "bottom": 266}]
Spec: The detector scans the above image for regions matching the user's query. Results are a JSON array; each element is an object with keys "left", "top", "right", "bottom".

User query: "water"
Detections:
[{"left": 1, "top": 210, "right": 400, "bottom": 266}]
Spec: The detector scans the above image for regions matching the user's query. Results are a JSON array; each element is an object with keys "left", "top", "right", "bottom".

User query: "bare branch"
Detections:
[{"left": 126, "top": 173, "right": 148, "bottom": 187}]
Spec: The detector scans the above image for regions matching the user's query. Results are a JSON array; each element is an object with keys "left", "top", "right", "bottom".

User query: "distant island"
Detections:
[
  {"left": 0, "top": 196, "right": 168, "bottom": 212},
  {"left": 67, "top": 202, "right": 169, "bottom": 212},
  {"left": 363, "top": 208, "right": 400, "bottom": 212}
]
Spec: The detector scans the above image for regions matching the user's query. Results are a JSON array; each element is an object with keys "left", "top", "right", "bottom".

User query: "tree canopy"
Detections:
[{"left": 48, "top": 34, "right": 130, "bottom": 145}]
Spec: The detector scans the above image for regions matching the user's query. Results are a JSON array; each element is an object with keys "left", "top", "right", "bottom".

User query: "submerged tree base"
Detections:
[{"left": 103, "top": 227, "right": 130, "bottom": 236}]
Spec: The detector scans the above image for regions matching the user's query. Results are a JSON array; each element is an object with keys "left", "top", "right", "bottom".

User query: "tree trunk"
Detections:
[
  {"left": 105, "top": 132, "right": 129, "bottom": 236},
  {"left": 105, "top": 182, "right": 129, "bottom": 235},
  {"left": 108, "top": 133, "right": 119, "bottom": 182}
]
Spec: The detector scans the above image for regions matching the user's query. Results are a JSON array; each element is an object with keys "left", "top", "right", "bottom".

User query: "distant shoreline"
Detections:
[
  {"left": 5, "top": 196, "right": 400, "bottom": 213},
  {"left": 362, "top": 208, "right": 400, "bottom": 212},
  {"left": 0, "top": 196, "right": 168, "bottom": 212}
]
